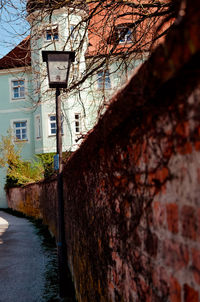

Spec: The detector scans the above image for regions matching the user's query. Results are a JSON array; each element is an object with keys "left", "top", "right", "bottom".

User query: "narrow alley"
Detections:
[{"left": 0, "top": 210, "right": 59, "bottom": 302}]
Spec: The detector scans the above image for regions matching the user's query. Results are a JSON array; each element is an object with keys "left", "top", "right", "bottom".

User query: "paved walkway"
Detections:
[{"left": 0, "top": 211, "right": 51, "bottom": 302}]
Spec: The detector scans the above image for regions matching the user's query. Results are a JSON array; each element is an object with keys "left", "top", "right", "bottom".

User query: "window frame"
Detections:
[
  {"left": 11, "top": 79, "right": 26, "bottom": 101},
  {"left": 70, "top": 24, "right": 76, "bottom": 39},
  {"left": 34, "top": 73, "right": 41, "bottom": 95},
  {"left": 74, "top": 113, "right": 81, "bottom": 134},
  {"left": 108, "top": 23, "right": 135, "bottom": 45},
  {"left": 35, "top": 115, "right": 41, "bottom": 140},
  {"left": 11, "top": 118, "right": 30, "bottom": 142},
  {"left": 97, "top": 70, "right": 111, "bottom": 90},
  {"left": 48, "top": 114, "right": 64, "bottom": 136},
  {"left": 45, "top": 25, "right": 59, "bottom": 42},
  {"left": 118, "top": 27, "right": 133, "bottom": 44}
]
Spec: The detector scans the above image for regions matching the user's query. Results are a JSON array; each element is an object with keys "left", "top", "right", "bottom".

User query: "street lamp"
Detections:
[
  {"left": 42, "top": 50, "right": 75, "bottom": 298},
  {"left": 42, "top": 51, "right": 75, "bottom": 171}
]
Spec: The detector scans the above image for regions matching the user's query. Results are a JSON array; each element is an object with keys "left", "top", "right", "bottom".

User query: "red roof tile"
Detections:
[{"left": 0, "top": 36, "right": 31, "bottom": 70}]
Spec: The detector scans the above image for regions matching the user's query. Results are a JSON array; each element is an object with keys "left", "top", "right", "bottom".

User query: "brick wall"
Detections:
[
  {"left": 7, "top": 1, "right": 200, "bottom": 301},
  {"left": 7, "top": 177, "right": 58, "bottom": 237}
]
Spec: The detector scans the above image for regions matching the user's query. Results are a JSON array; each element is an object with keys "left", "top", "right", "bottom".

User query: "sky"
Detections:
[{"left": 0, "top": 0, "right": 29, "bottom": 58}]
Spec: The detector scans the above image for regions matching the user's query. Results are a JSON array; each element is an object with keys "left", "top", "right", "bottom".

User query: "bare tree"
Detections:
[{"left": 0, "top": 0, "right": 183, "bottom": 128}]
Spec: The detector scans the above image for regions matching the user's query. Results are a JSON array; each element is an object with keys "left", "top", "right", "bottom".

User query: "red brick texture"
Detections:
[
  {"left": 181, "top": 205, "right": 197, "bottom": 240},
  {"left": 184, "top": 284, "right": 199, "bottom": 302},
  {"left": 166, "top": 203, "right": 179, "bottom": 234},
  {"left": 7, "top": 1, "right": 200, "bottom": 301},
  {"left": 192, "top": 249, "right": 200, "bottom": 286},
  {"left": 170, "top": 276, "right": 181, "bottom": 302}
]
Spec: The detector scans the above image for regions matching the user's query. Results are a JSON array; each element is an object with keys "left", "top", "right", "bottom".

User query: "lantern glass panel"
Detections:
[{"left": 47, "top": 53, "right": 70, "bottom": 85}]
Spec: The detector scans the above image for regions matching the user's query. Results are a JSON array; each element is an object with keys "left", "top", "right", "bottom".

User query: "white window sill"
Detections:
[
  {"left": 15, "top": 139, "right": 28, "bottom": 143},
  {"left": 44, "top": 39, "right": 59, "bottom": 43},
  {"left": 11, "top": 97, "right": 26, "bottom": 101},
  {"left": 96, "top": 88, "right": 112, "bottom": 91},
  {"left": 119, "top": 41, "right": 133, "bottom": 44},
  {"left": 48, "top": 134, "right": 64, "bottom": 137}
]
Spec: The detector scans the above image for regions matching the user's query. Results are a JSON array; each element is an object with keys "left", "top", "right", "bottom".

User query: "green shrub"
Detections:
[
  {"left": 4, "top": 158, "right": 44, "bottom": 189},
  {"left": 0, "top": 132, "right": 73, "bottom": 189},
  {"left": 36, "top": 153, "right": 55, "bottom": 178},
  {"left": 37, "top": 151, "right": 72, "bottom": 178},
  {"left": 0, "top": 132, "right": 44, "bottom": 188}
]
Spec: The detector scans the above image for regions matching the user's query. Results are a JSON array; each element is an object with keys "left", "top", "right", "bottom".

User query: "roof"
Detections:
[{"left": 0, "top": 37, "right": 31, "bottom": 70}]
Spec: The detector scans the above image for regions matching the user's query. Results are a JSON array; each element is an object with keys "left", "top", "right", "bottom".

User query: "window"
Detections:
[
  {"left": 13, "top": 121, "right": 27, "bottom": 141},
  {"left": 12, "top": 80, "right": 25, "bottom": 99},
  {"left": 49, "top": 115, "right": 56, "bottom": 135},
  {"left": 97, "top": 71, "right": 111, "bottom": 89},
  {"left": 49, "top": 115, "right": 63, "bottom": 136},
  {"left": 34, "top": 74, "right": 40, "bottom": 94},
  {"left": 35, "top": 115, "right": 41, "bottom": 139},
  {"left": 118, "top": 27, "right": 133, "bottom": 43},
  {"left": 75, "top": 113, "right": 81, "bottom": 133},
  {"left": 70, "top": 25, "right": 75, "bottom": 39},
  {"left": 107, "top": 24, "right": 135, "bottom": 44},
  {"left": 46, "top": 26, "right": 59, "bottom": 41}
]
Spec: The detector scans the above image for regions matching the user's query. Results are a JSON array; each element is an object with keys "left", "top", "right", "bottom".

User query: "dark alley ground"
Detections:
[{"left": 0, "top": 210, "right": 60, "bottom": 302}]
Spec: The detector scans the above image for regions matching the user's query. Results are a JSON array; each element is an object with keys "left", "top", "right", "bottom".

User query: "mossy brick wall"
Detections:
[{"left": 7, "top": 1, "right": 200, "bottom": 301}]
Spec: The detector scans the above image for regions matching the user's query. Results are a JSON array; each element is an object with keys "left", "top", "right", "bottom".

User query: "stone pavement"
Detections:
[{"left": 0, "top": 210, "right": 51, "bottom": 302}]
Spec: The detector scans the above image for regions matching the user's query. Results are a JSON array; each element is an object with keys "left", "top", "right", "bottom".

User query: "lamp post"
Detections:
[{"left": 42, "top": 50, "right": 75, "bottom": 298}]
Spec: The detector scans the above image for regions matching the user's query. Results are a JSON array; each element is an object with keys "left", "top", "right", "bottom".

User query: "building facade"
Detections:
[{"left": 0, "top": 2, "right": 145, "bottom": 207}]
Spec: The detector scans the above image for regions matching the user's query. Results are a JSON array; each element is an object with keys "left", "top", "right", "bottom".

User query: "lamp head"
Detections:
[{"left": 42, "top": 51, "right": 75, "bottom": 88}]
